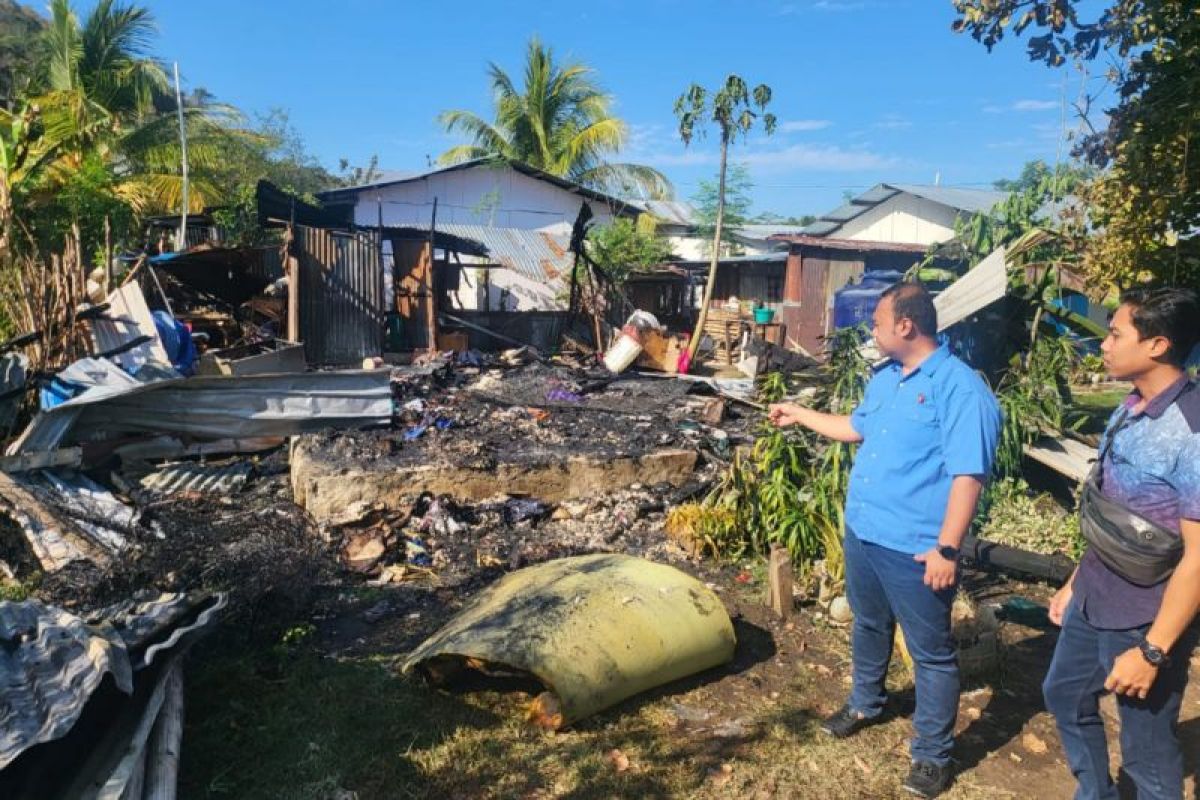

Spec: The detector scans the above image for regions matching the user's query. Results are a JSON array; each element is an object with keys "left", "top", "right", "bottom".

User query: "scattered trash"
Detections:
[
  {"left": 995, "top": 596, "right": 1051, "bottom": 628},
  {"left": 545, "top": 387, "right": 584, "bottom": 404},
  {"left": 405, "top": 536, "right": 433, "bottom": 567},
  {"left": 502, "top": 498, "right": 549, "bottom": 526}
]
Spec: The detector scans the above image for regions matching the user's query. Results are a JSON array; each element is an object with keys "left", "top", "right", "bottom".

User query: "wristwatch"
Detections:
[
  {"left": 937, "top": 544, "right": 959, "bottom": 561},
  {"left": 1138, "top": 639, "right": 1170, "bottom": 668}
]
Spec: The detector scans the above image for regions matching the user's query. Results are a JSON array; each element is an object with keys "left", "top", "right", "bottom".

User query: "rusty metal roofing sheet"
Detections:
[{"left": 435, "top": 223, "right": 574, "bottom": 285}]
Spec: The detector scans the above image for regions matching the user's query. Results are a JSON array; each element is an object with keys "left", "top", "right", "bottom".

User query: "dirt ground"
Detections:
[{"left": 179, "top": 537, "right": 1200, "bottom": 800}]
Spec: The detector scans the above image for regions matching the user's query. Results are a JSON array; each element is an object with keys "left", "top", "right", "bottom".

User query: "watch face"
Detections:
[{"left": 938, "top": 546, "right": 958, "bottom": 560}]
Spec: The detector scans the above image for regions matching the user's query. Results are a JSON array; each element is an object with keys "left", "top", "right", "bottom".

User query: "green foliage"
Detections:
[
  {"left": 699, "top": 327, "right": 869, "bottom": 580},
  {"left": 692, "top": 163, "right": 752, "bottom": 257},
  {"left": 952, "top": 1, "right": 1200, "bottom": 291},
  {"left": 0, "top": 0, "right": 46, "bottom": 105},
  {"left": 954, "top": 160, "right": 1090, "bottom": 267},
  {"left": 437, "top": 37, "right": 671, "bottom": 200},
  {"left": 979, "top": 478, "right": 1083, "bottom": 559},
  {"left": 583, "top": 216, "right": 673, "bottom": 285},
  {"left": 992, "top": 333, "right": 1079, "bottom": 480},
  {"left": 751, "top": 210, "right": 816, "bottom": 226}
]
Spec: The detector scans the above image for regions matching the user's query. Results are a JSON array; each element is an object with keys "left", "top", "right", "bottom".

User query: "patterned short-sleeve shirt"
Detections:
[{"left": 1074, "top": 376, "right": 1200, "bottom": 629}]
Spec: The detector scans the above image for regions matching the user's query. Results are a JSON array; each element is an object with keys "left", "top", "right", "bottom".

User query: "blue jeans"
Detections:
[
  {"left": 1042, "top": 602, "right": 1199, "bottom": 800},
  {"left": 844, "top": 528, "right": 959, "bottom": 766}
]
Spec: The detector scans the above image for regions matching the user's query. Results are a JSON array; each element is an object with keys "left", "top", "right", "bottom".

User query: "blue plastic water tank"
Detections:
[{"left": 832, "top": 270, "right": 905, "bottom": 330}]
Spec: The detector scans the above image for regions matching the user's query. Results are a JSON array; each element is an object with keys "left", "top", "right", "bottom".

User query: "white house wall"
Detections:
[
  {"left": 834, "top": 193, "right": 960, "bottom": 246},
  {"left": 350, "top": 166, "right": 620, "bottom": 230}
]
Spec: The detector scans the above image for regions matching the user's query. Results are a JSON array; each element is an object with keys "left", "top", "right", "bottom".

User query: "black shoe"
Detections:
[
  {"left": 819, "top": 703, "right": 880, "bottom": 739},
  {"left": 902, "top": 760, "right": 953, "bottom": 798}
]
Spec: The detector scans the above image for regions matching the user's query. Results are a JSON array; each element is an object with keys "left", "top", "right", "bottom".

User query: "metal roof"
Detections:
[
  {"left": 887, "top": 184, "right": 1009, "bottom": 214},
  {"left": 316, "top": 158, "right": 641, "bottom": 215},
  {"left": 801, "top": 183, "right": 1008, "bottom": 237},
  {"left": 430, "top": 223, "right": 575, "bottom": 285},
  {"left": 640, "top": 200, "right": 696, "bottom": 226},
  {"left": 768, "top": 233, "right": 929, "bottom": 253}
]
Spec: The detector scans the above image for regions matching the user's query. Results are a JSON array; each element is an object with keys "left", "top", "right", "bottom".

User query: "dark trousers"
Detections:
[
  {"left": 1042, "top": 602, "right": 1199, "bottom": 800},
  {"left": 844, "top": 528, "right": 959, "bottom": 766}
]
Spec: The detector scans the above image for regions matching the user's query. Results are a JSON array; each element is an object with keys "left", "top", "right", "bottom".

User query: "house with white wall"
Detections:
[
  {"left": 316, "top": 159, "right": 641, "bottom": 310},
  {"left": 801, "top": 183, "right": 1008, "bottom": 247}
]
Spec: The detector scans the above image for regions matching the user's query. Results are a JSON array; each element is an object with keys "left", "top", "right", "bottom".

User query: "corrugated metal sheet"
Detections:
[
  {"left": 435, "top": 223, "right": 575, "bottom": 285},
  {"left": 887, "top": 184, "right": 1008, "bottom": 214},
  {"left": 89, "top": 284, "right": 171, "bottom": 374},
  {"left": 0, "top": 601, "right": 133, "bottom": 770},
  {"left": 934, "top": 244, "right": 1008, "bottom": 330},
  {"left": 0, "top": 592, "right": 226, "bottom": 796},
  {"left": 296, "top": 225, "right": 385, "bottom": 366},
  {"left": 11, "top": 369, "right": 393, "bottom": 454},
  {"left": 640, "top": 200, "right": 696, "bottom": 226},
  {"left": 138, "top": 461, "right": 252, "bottom": 495}
]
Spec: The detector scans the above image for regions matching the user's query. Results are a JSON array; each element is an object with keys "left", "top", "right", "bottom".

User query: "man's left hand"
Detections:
[
  {"left": 914, "top": 549, "right": 957, "bottom": 591},
  {"left": 1104, "top": 647, "right": 1158, "bottom": 699}
]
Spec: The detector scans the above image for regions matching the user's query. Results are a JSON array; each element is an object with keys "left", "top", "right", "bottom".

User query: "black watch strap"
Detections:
[
  {"left": 937, "top": 544, "right": 959, "bottom": 560},
  {"left": 1138, "top": 639, "right": 1170, "bottom": 668}
]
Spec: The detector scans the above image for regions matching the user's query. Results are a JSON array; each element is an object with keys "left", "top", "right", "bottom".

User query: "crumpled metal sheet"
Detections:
[
  {"left": 404, "top": 553, "right": 736, "bottom": 728},
  {"left": 12, "top": 368, "right": 393, "bottom": 454},
  {"left": 0, "top": 601, "right": 133, "bottom": 771},
  {"left": 0, "top": 592, "right": 226, "bottom": 772},
  {"left": 88, "top": 283, "right": 172, "bottom": 375}
]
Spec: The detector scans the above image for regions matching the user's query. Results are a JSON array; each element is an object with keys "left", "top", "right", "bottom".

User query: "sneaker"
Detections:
[
  {"left": 902, "top": 760, "right": 953, "bottom": 798},
  {"left": 819, "top": 703, "right": 880, "bottom": 739}
]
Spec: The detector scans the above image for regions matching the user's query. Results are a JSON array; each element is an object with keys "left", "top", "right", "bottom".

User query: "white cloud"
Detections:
[
  {"left": 1014, "top": 99, "right": 1059, "bottom": 111},
  {"left": 779, "top": 119, "right": 833, "bottom": 132},
  {"left": 776, "top": 0, "right": 879, "bottom": 13},
  {"left": 645, "top": 142, "right": 898, "bottom": 171},
  {"left": 986, "top": 99, "right": 1060, "bottom": 113},
  {"left": 872, "top": 113, "right": 912, "bottom": 130}
]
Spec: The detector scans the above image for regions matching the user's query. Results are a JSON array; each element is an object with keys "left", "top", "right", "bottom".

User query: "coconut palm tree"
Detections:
[
  {"left": 438, "top": 38, "right": 672, "bottom": 200},
  {"left": 31, "top": 0, "right": 250, "bottom": 216}
]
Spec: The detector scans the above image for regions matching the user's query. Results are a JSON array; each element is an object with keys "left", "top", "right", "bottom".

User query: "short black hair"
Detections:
[
  {"left": 1120, "top": 287, "right": 1200, "bottom": 367},
  {"left": 881, "top": 281, "right": 938, "bottom": 337}
]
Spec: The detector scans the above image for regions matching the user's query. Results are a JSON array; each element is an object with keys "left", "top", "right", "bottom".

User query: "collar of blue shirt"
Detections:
[{"left": 886, "top": 344, "right": 952, "bottom": 379}]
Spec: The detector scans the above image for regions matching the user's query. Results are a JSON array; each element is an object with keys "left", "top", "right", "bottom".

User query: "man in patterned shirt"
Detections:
[{"left": 1043, "top": 287, "right": 1200, "bottom": 800}]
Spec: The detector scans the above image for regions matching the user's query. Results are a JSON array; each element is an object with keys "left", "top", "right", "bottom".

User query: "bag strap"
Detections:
[{"left": 1093, "top": 405, "right": 1134, "bottom": 491}]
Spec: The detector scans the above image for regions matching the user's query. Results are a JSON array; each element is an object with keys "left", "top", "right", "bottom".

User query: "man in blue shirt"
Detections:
[
  {"left": 1042, "top": 287, "right": 1200, "bottom": 800},
  {"left": 769, "top": 282, "right": 1001, "bottom": 798}
]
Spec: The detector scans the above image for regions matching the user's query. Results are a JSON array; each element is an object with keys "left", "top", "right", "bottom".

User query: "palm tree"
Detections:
[
  {"left": 438, "top": 38, "right": 672, "bottom": 200},
  {"left": 33, "top": 0, "right": 248, "bottom": 215}
]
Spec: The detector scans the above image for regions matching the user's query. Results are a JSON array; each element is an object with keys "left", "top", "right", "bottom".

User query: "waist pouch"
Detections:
[{"left": 1079, "top": 478, "right": 1182, "bottom": 586}]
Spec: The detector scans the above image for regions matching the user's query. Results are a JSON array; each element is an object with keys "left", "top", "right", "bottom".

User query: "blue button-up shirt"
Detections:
[{"left": 845, "top": 345, "right": 1002, "bottom": 555}]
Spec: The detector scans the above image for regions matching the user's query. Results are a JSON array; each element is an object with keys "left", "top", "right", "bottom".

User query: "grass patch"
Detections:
[{"left": 1068, "top": 387, "right": 1126, "bottom": 436}]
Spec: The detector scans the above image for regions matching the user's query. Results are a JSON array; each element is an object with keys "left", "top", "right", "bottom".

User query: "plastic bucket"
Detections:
[
  {"left": 604, "top": 333, "right": 644, "bottom": 373},
  {"left": 753, "top": 307, "right": 775, "bottom": 324}
]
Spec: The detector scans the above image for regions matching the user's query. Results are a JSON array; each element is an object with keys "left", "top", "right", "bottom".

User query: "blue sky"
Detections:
[{"left": 132, "top": 0, "right": 1101, "bottom": 216}]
